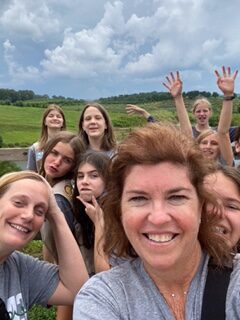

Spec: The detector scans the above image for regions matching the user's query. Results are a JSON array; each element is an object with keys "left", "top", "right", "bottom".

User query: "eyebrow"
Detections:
[
  {"left": 78, "top": 169, "right": 98, "bottom": 174},
  {"left": 125, "top": 187, "right": 193, "bottom": 194}
]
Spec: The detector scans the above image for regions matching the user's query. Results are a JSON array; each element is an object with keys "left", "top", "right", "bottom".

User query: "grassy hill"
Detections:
[{"left": 0, "top": 97, "right": 240, "bottom": 147}]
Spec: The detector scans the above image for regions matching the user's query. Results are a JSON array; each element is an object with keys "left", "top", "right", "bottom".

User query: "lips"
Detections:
[
  {"left": 9, "top": 223, "right": 30, "bottom": 233},
  {"left": 48, "top": 166, "right": 58, "bottom": 173}
]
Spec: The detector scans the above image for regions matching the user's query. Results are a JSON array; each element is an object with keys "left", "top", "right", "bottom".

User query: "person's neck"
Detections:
[
  {"left": 89, "top": 137, "right": 103, "bottom": 151},
  {"left": 145, "top": 243, "right": 202, "bottom": 296},
  {"left": 0, "top": 248, "right": 13, "bottom": 264},
  {"left": 47, "top": 127, "right": 61, "bottom": 140},
  {"left": 195, "top": 123, "right": 210, "bottom": 132}
]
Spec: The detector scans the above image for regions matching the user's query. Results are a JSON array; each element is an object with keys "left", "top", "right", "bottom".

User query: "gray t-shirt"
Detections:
[
  {"left": 0, "top": 251, "right": 59, "bottom": 319},
  {"left": 73, "top": 252, "right": 240, "bottom": 320}
]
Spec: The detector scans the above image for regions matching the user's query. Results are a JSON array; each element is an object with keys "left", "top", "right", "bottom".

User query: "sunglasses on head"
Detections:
[{"left": 0, "top": 298, "right": 10, "bottom": 320}]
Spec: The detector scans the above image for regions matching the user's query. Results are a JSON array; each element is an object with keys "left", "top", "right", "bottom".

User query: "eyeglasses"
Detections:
[{"left": 0, "top": 298, "right": 10, "bottom": 320}]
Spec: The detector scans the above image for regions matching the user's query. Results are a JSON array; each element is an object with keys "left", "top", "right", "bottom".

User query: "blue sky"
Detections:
[{"left": 0, "top": 0, "right": 239, "bottom": 99}]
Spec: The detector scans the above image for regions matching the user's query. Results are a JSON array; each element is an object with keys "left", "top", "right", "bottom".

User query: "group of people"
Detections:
[{"left": 1, "top": 66, "right": 240, "bottom": 320}]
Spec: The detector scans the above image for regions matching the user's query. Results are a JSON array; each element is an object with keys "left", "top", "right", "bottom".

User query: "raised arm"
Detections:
[
  {"left": 215, "top": 66, "right": 238, "bottom": 166},
  {"left": 46, "top": 188, "right": 89, "bottom": 306},
  {"left": 78, "top": 195, "right": 110, "bottom": 273},
  {"left": 163, "top": 71, "right": 192, "bottom": 137},
  {"left": 126, "top": 104, "right": 152, "bottom": 120}
]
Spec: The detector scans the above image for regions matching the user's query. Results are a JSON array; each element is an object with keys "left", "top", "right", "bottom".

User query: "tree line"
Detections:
[{"left": 0, "top": 87, "right": 221, "bottom": 105}]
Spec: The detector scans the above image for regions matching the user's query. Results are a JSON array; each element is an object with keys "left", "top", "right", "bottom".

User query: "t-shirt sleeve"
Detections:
[
  {"left": 26, "top": 145, "right": 37, "bottom": 172},
  {"left": 17, "top": 252, "right": 60, "bottom": 308},
  {"left": 73, "top": 277, "right": 120, "bottom": 320}
]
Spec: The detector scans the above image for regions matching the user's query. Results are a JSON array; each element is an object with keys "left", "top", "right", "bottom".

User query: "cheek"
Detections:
[
  {"left": 60, "top": 163, "right": 73, "bottom": 175},
  {"left": 93, "top": 181, "right": 105, "bottom": 198},
  {"left": 34, "top": 216, "right": 45, "bottom": 229}
]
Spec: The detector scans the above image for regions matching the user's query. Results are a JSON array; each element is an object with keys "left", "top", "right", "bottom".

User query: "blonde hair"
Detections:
[
  {"left": 192, "top": 98, "right": 212, "bottom": 113},
  {"left": 0, "top": 171, "right": 47, "bottom": 198},
  {"left": 196, "top": 129, "right": 217, "bottom": 144}
]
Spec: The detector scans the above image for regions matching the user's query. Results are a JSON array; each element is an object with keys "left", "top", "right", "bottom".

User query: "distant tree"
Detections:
[{"left": 212, "top": 92, "right": 219, "bottom": 97}]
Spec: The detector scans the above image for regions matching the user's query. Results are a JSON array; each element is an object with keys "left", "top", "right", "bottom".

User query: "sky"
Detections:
[{"left": 0, "top": 0, "right": 239, "bottom": 100}]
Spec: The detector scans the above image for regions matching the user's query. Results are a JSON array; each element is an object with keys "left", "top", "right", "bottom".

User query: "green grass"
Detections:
[{"left": 1, "top": 99, "right": 240, "bottom": 146}]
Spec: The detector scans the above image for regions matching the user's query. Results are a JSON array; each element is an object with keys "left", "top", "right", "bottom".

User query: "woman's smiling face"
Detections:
[
  {"left": 121, "top": 162, "right": 202, "bottom": 273},
  {"left": 0, "top": 179, "right": 48, "bottom": 257}
]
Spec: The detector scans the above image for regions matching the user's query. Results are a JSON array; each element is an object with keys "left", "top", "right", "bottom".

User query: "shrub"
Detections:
[{"left": 0, "top": 161, "right": 21, "bottom": 176}]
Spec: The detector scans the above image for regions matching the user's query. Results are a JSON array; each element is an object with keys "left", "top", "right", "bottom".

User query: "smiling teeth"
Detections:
[
  {"left": 148, "top": 234, "right": 174, "bottom": 243},
  {"left": 214, "top": 226, "right": 226, "bottom": 234},
  {"left": 10, "top": 223, "right": 29, "bottom": 233}
]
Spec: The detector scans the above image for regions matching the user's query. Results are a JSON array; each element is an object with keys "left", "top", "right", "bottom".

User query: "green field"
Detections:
[
  {"left": 0, "top": 101, "right": 183, "bottom": 146},
  {"left": 0, "top": 98, "right": 240, "bottom": 147}
]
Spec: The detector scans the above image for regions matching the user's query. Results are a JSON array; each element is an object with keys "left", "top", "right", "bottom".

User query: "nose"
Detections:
[
  {"left": 20, "top": 207, "right": 34, "bottom": 221},
  {"left": 53, "top": 156, "right": 62, "bottom": 167},
  {"left": 81, "top": 175, "right": 89, "bottom": 184},
  {"left": 147, "top": 201, "right": 172, "bottom": 225}
]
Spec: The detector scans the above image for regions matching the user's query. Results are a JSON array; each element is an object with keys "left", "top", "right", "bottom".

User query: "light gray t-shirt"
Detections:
[
  {"left": 73, "top": 253, "right": 240, "bottom": 320},
  {"left": 0, "top": 251, "right": 59, "bottom": 320}
]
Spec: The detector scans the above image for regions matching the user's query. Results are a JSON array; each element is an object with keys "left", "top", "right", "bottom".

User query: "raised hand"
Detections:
[
  {"left": 77, "top": 194, "right": 103, "bottom": 226},
  {"left": 215, "top": 66, "right": 238, "bottom": 96},
  {"left": 163, "top": 71, "right": 183, "bottom": 98},
  {"left": 126, "top": 104, "right": 150, "bottom": 119}
]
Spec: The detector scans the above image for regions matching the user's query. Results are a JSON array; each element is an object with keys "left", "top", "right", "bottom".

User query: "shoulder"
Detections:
[
  {"left": 53, "top": 180, "right": 73, "bottom": 203},
  {"left": 79, "top": 258, "right": 146, "bottom": 296},
  {"left": 226, "top": 256, "right": 240, "bottom": 316}
]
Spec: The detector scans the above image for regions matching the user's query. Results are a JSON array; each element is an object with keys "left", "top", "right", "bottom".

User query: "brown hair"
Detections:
[
  {"left": 103, "top": 123, "right": 229, "bottom": 265},
  {"left": 78, "top": 103, "right": 116, "bottom": 151},
  {"left": 40, "top": 131, "right": 86, "bottom": 182},
  {"left": 39, "top": 104, "right": 66, "bottom": 149}
]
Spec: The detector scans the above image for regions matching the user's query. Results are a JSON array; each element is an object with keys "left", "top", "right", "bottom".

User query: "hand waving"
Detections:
[
  {"left": 215, "top": 66, "right": 238, "bottom": 96},
  {"left": 163, "top": 71, "right": 183, "bottom": 98}
]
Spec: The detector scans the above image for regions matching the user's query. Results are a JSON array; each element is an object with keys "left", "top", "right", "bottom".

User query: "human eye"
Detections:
[
  {"left": 77, "top": 172, "right": 84, "bottom": 179},
  {"left": 12, "top": 199, "right": 24, "bottom": 207},
  {"left": 90, "top": 171, "right": 99, "bottom": 179},
  {"left": 168, "top": 194, "right": 188, "bottom": 205},
  {"left": 128, "top": 195, "right": 148, "bottom": 206},
  {"left": 50, "top": 149, "right": 58, "bottom": 156},
  {"left": 225, "top": 201, "right": 240, "bottom": 212},
  {"left": 35, "top": 206, "right": 46, "bottom": 217},
  {"left": 63, "top": 157, "right": 73, "bottom": 165}
]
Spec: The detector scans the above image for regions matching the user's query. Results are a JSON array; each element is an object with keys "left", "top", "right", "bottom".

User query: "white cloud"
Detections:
[
  {"left": 0, "top": 0, "right": 60, "bottom": 41},
  {"left": 3, "top": 39, "right": 40, "bottom": 82},
  {"left": 0, "top": 0, "right": 240, "bottom": 98}
]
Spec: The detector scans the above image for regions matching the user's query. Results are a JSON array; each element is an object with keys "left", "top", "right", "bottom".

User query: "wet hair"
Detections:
[
  {"left": 73, "top": 150, "right": 110, "bottom": 249},
  {"left": 192, "top": 98, "right": 212, "bottom": 114},
  {"left": 40, "top": 131, "right": 86, "bottom": 182},
  {"left": 103, "top": 123, "right": 229, "bottom": 266},
  {"left": 78, "top": 103, "right": 116, "bottom": 151},
  {"left": 39, "top": 104, "right": 66, "bottom": 150},
  {"left": 0, "top": 171, "right": 47, "bottom": 199}
]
